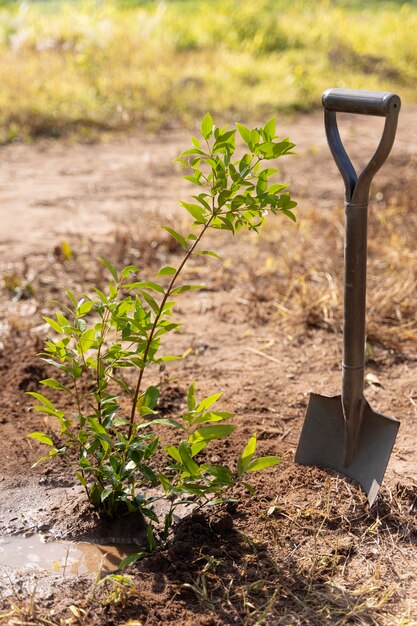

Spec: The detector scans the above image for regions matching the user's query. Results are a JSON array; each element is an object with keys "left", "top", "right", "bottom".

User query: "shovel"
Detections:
[{"left": 295, "top": 88, "right": 401, "bottom": 505}]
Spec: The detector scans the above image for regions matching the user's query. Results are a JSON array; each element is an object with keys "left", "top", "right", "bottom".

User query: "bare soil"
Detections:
[{"left": 0, "top": 109, "right": 417, "bottom": 625}]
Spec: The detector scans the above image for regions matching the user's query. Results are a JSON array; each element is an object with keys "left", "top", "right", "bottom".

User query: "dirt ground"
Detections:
[{"left": 0, "top": 108, "right": 417, "bottom": 625}]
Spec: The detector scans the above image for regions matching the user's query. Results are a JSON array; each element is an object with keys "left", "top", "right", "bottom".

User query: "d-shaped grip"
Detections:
[
  {"left": 323, "top": 88, "right": 401, "bottom": 204},
  {"left": 323, "top": 88, "right": 401, "bottom": 117}
]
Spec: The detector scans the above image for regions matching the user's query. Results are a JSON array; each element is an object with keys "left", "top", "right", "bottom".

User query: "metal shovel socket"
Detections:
[{"left": 295, "top": 89, "right": 401, "bottom": 505}]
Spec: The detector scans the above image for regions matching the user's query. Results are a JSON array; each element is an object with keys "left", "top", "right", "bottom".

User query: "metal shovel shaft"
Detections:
[{"left": 342, "top": 201, "right": 368, "bottom": 465}]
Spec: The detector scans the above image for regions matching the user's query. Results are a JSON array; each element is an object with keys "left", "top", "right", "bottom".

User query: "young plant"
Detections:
[{"left": 28, "top": 114, "right": 296, "bottom": 542}]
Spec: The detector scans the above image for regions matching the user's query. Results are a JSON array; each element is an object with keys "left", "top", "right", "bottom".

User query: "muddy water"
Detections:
[{"left": 0, "top": 534, "right": 139, "bottom": 576}]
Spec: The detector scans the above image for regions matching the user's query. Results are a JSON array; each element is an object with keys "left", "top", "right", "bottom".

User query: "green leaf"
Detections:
[
  {"left": 150, "top": 418, "right": 186, "bottom": 430},
  {"left": 77, "top": 300, "right": 93, "bottom": 317},
  {"left": 207, "top": 464, "right": 234, "bottom": 486},
  {"left": 101, "top": 488, "right": 113, "bottom": 502},
  {"left": 258, "top": 167, "right": 278, "bottom": 179},
  {"left": 155, "top": 322, "right": 181, "bottom": 337},
  {"left": 178, "top": 441, "right": 200, "bottom": 476},
  {"left": 40, "top": 378, "right": 70, "bottom": 393},
  {"left": 119, "top": 551, "right": 148, "bottom": 569},
  {"left": 165, "top": 446, "right": 182, "bottom": 463},
  {"left": 140, "top": 290, "right": 160, "bottom": 315},
  {"left": 78, "top": 328, "right": 96, "bottom": 353},
  {"left": 237, "top": 434, "right": 257, "bottom": 476},
  {"left": 184, "top": 175, "right": 202, "bottom": 186},
  {"left": 247, "top": 456, "right": 281, "bottom": 472},
  {"left": 28, "top": 432, "right": 54, "bottom": 446},
  {"left": 256, "top": 175, "right": 267, "bottom": 196},
  {"left": 138, "top": 464, "right": 158, "bottom": 484},
  {"left": 264, "top": 118, "right": 276, "bottom": 141},
  {"left": 269, "top": 183, "right": 288, "bottom": 194},
  {"left": 280, "top": 208, "right": 297, "bottom": 222},
  {"left": 94, "top": 288, "right": 108, "bottom": 304},
  {"left": 121, "top": 265, "right": 139, "bottom": 278},
  {"left": 96, "top": 574, "right": 134, "bottom": 587},
  {"left": 158, "top": 355, "right": 182, "bottom": 362},
  {"left": 87, "top": 420, "right": 108, "bottom": 437},
  {"left": 190, "top": 440, "right": 208, "bottom": 457},
  {"left": 187, "top": 381, "right": 196, "bottom": 411},
  {"left": 146, "top": 524, "right": 157, "bottom": 552},
  {"left": 161, "top": 226, "right": 188, "bottom": 251},
  {"left": 192, "top": 194, "right": 211, "bottom": 210},
  {"left": 236, "top": 123, "right": 251, "bottom": 144},
  {"left": 196, "top": 392, "right": 222, "bottom": 412},
  {"left": 195, "top": 250, "right": 221, "bottom": 260},
  {"left": 176, "top": 148, "right": 205, "bottom": 158},
  {"left": 142, "top": 507, "right": 159, "bottom": 523},
  {"left": 57, "top": 313, "right": 72, "bottom": 329},
  {"left": 239, "top": 153, "right": 252, "bottom": 175},
  {"left": 126, "top": 281, "right": 165, "bottom": 294},
  {"left": 163, "top": 511, "right": 173, "bottom": 539},
  {"left": 249, "top": 129, "right": 260, "bottom": 149},
  {"left": 43, "top": 316, "right": 63, "bottom": 334},
  {"left": 142, "top": 385, "right": 159, "bottom": 411},
  {"left": 32, "top": 448, "right": 60, "bottom": 467},
  {"left": 98, "top": 258, "right": 119, "bottom": 282},
  {"left": 140, "top": 406, "right": 157, "bottom": 417},
  {"left": 157, "top": 266, "right": 177, "bottom": 277},
  {"left": 171, "top": 285, "right": 203, "bottom": 296},
  {"left": 32, "top": 406, "right": 63, "bottom": 418},
  {"left": 109, "top": 455, "right": 121, "bottom": 474},
  {"left": 180, "top": 201, "right": 206, "bottom": 223},
  {"left": 257, "top": 140, "right": 294, "bottom": 159},
  {"left": 157, "top": 473, "right": 171, "bottom": 492},
  {"left": 26, "top": 392, "right": 55, "bottom": 410},
  {"left": 191, "top": 411, "right": 232, "bottom": 425},
  {"left": 242, "top": 482, "right": 256, "bottom": 496},
  {"left": 66, "top": 289, "right": 78, "bottom": 307},
  {"left": 255, "top": 142, "right": 276, "bottom": 158},
  {"left": 113, "top": 416, "right": 129, "bottom": 427},
  {"left": 189, "top": 424, "right": 235, "bottom": 444},
  {"left": 201, "top": 112, "right": 214, "bottom": 140},
  {"left": 220, "top": 128, "right": 236, "bottom": 142},
  {"left": 76, "top": 471, "right": 87, "bottom": 487}
]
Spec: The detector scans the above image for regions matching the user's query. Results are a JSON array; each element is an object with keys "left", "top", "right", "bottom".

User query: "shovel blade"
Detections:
[{"left": 295, "top": 393, "right": 399, "bottom": 505}]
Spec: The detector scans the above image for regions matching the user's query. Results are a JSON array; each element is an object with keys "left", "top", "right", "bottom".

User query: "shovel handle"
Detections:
[
  {"left": 323, "top": 88, "right": 400, "bottom": 117},
  {"left": 323, "top": 88, "right": 401, "bottom": 204}
]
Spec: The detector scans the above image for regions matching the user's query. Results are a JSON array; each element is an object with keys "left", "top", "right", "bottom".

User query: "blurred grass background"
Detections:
[{"left": 0, "top": 0, "right": 416, "bottom": 142}]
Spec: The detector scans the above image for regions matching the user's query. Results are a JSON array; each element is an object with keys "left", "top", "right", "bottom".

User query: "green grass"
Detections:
[{"left": 0, "top": 0, "right": 417, "bottom": 142}]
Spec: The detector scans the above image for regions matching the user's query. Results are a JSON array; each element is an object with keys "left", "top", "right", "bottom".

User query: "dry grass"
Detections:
[
  {"left": 206, "top": 171, "right": 417, "bottom": 354},
  {"left": 186, "top": 473, "right": 417, "bottom": 625},
  {"left": 0, "top": 1, "right": 417, "bottom": 142},
  {"left": 261, "top": 475, "right": 417, "bottom": 624},
  {"left": 0, "top": 598, "right": 60, "bottom": 626}
]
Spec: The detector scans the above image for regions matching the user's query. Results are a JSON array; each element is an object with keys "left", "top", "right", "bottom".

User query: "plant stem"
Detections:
[
  {"left": 95, "top": 284, "right": 121, "bottom": 423},
  {"left": 128, "top": 215, "right": 214, "bottom": 439}
]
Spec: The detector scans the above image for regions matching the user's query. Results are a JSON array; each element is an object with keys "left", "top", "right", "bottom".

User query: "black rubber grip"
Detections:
[{"left": 322, "top": 88, "right": 401, "bottom": 117}]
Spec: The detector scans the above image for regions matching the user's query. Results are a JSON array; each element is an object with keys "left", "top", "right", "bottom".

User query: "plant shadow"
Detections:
[{"left": 131, "top": 504, "right": 400, "bottom": 625}]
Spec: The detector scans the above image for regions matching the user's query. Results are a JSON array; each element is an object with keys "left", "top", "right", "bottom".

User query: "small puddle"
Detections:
[{"left": 0, "top": 534, "right": 140, "bottom": 576}]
